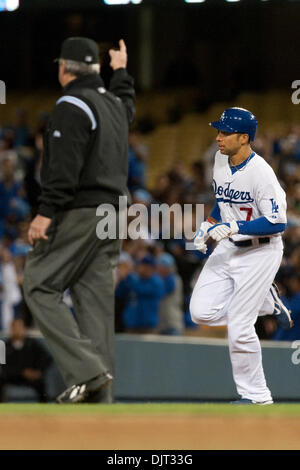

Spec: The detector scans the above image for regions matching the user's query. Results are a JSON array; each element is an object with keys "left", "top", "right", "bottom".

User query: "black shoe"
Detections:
[
  {"left": 56, "top": 373, "right": 113, "bottom": 404},
  {"left": 84, "top": 385, "right": 113, "bottom": 404}
]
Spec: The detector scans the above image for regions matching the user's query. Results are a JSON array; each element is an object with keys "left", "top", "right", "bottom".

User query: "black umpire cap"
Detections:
[{"left": 55, "top": 37, "right": 99, "bottom": 64}]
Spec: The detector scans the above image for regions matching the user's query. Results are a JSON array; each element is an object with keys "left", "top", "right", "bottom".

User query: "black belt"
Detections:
[{"left": 229, "top": 237, "right": 270, "bottom": 247}]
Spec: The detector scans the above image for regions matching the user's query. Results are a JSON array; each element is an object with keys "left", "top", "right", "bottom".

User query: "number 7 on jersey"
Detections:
[{"left": 240, "top": 207, "right": 253, "bottom": 221}]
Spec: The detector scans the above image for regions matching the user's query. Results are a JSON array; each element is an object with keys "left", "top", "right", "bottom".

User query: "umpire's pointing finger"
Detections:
[{"left": 119, "top": 39, "right": 126, "bottom": 52}]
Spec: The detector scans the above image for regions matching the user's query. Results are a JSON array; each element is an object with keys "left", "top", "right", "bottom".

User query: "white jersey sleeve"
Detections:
[{"left": 254, "top": 164, "right": 287, "bottom": 224}]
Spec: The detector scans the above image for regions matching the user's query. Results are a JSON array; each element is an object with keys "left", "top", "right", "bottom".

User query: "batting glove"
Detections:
[
  {"left": 207, "top": 220, "right": 239, "bottom": 242},
  {"left": 193, "top": 221, "right": 214, "bottom": 253}
]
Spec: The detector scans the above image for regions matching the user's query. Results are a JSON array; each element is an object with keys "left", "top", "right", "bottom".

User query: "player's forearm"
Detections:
[
  {"left": 109, "top": 69, "right": 136, "bottom": 124},
  {"left": 207, "top": 216, "right": 286, "bottom": 242},
  {"left": 235, "top": 216, "right": 286, "bottom": 236}
]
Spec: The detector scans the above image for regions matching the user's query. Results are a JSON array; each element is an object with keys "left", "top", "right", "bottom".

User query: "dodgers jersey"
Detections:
[{"left": 213, "top": 151, "right": 287, "bottom": 241}]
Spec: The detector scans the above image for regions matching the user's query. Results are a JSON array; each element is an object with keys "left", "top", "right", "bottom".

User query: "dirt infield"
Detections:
[{"left": 0, "top": 413, "right": 300, "bottom": 450}]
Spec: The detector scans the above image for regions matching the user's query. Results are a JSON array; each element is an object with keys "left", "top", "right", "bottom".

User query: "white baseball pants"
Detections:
[{"left": 190, "top": 237, "right": 283, "bottom": 402}]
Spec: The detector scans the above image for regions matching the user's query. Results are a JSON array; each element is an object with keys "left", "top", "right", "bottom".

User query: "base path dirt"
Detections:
[{"left": 0, "top": 414, "right": 299, "bottom": 450}]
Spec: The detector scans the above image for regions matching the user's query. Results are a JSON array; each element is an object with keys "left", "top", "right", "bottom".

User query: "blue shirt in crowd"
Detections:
[
  {"left": 0, "top": 181, "right": 22, "bottom": 219},
  {"left": 127, "top": 148, "right": 146, "bottom": 192},
  {"left": 116, "top": 272, "right": 164, "bottom": 329}
]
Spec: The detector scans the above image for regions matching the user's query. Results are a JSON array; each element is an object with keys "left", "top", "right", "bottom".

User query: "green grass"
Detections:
[{"left": 0, "top": 403, "right": 300, "bottom": 417}]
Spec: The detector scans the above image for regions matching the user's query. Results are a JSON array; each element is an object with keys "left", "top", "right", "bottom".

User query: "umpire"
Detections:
[{"left": 23, "top": 37, "right": 135, "bottom": 403}]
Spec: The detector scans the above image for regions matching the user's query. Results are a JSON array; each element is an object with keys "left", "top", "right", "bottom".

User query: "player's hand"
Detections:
[
  {"left": 193, "top": 221, "right": 213, "bottom": 253},
  {"left": 207, "top": 220, "right": 239, "bottom": 242},
  {"left": 207, "top": 223, "right": 231, "bottom": 242},
  {"left": 194, "top": 237, "right": 208, "bottom": 254},
  {"left": 109, "top": 39, "right": 127, "bottom": 70},
  {"left": 28, "top": 215, "right": 52, "bottom": 246}
]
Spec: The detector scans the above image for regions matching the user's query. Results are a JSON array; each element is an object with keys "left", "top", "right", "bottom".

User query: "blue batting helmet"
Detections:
[{"left": 210, "top": 107, "right": 258, "bottom": 141}]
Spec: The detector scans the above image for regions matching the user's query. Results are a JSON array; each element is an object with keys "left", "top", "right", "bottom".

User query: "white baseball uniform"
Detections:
[{"left": 190, "top": 151, "right": 287, "bottom": 402}]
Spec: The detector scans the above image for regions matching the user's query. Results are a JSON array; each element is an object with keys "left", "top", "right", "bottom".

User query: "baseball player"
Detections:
[{"left": 190, "top": 107, "right": 293, "bottom": 405}]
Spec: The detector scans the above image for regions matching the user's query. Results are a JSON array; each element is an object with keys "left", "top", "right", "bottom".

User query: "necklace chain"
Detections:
[{"left": 229, "top": 153, "right": 252, "bottom": 172}]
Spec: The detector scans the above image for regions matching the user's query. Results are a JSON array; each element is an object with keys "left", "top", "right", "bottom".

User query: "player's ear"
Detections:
[{"left": 239, "top": 133, "right": 249, "bottom": 145}]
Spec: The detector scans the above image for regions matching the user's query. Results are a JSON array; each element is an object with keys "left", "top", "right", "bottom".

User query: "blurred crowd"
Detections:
[{"left": 0, "top": 109, "right": 299, "bottom": 342}]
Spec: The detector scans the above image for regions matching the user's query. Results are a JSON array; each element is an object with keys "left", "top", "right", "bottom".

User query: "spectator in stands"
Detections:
[
  {"left": 130, "top": 189, "right": 154, "bottom": 243},
  {"left": 283, "top": 226, "right": 300, "bottom": 258},
  {"left": 0, "top": 128, "right": 15, "bottom": 152},
  {"left": 0, "top": 247, "right": 22, "bottom": 331},
  {"left": 156, "top": 253, "right": 184, "bottom": 336},
  {"left": 167, "top": 161, "right": 193, "bottom": 205},
  {"left": 121, "top": 238, "right": 153, "bottom": 263},
  {"left": 167, "top": 160, "right": 191, "bottom": 188},
  {"left": 116, "top": 255, "right": 164, "bottom": 333},
  {"left": 24, "top": 132, "right": 43, "bottom": 217},
  {"left": 152, "top": 174, "right": 171, "bottom": 204},
  {"left": 0, "top": 318, "right": 52, "bottom": 402},
  {"left": 115, "top": 251, "right": 134, "bottom": 332},
  {"left": 186, "top": 160, "right": 212, "bottom": 205},
  {"left": 0, "top": 154, "right": 29, "bottom": 237},
  {"left": 13, "top": 109, "right": 30, "bottom": 148},
  {"left": 7, "top": 221, "right": 31, "bottom": 262},
  {"left": 127, "top": 129, "right": 148, "bottom": 192},
  {"left": 0, "top": 155, "right": 21, "bottom": 213}
]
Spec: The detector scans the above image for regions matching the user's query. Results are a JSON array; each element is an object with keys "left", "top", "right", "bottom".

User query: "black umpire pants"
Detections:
[{"left": 23, "top": 207, "right": 121, "bottom": 402}]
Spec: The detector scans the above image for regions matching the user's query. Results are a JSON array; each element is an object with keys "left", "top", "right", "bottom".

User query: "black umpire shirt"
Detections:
[{"left": 38, "top": 68, "right": 135, "bottom": 218}]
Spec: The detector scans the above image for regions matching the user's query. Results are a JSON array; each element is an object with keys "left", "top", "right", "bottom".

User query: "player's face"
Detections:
[{"left": 216, "top": 131, "right": 246, "bottom": 156}]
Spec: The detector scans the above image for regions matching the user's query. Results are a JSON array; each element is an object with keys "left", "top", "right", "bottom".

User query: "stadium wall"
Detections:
[
  {"left": 1, "top": 334, "right": 299, "bottom": 402},
  {"left": 115, "top": 335, "right": 300, "bottom": 402}
]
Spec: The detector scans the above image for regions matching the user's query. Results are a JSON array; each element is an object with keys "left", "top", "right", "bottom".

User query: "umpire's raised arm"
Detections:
[{"left": 108, "top": 39, "right": 136, "bottom": 125}]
